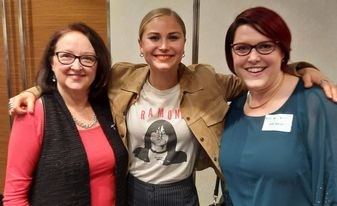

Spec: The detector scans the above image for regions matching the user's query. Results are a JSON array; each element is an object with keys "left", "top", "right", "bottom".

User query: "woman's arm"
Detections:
[
  {"left": 304, "top": 88, "right": 337, "bottom": 205},
  {"left": 3, "top": 100, "right": 44, "bottom": 205},
  {"left": 214, "top": 62, "right": 337, "bottom": 102},
  {"left": 9, "top": 87, "right": 41, "bottom": 115},
  {"left": 8, "top": 62, "right": 337, "bottom": 115}
]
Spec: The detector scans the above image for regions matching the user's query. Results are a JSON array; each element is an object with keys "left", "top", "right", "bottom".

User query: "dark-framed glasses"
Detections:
[
  {"left": 231, "top": 41, "right": 279, "bottom": 56},
  {"left": 55, "top": 51, "right": 97, "bottom": 67}
]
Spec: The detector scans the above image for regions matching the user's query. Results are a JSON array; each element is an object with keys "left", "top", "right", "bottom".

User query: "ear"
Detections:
[{"left": 138, "top": 38, "right": 144, "bottom": 55}]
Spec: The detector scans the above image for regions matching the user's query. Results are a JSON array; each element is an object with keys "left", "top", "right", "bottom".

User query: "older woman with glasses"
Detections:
[
  {"left": 3, "top": 23, "right": 128, "bottom": 206},
  {"left": 219, "top": 7, "right": 337, "bottom": 206}
]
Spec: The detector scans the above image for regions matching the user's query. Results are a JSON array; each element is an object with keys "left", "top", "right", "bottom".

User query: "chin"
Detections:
[
  {"left": 154, "top": 64, "right": 174, "bottom": 71},
  {"left": 245, "top": 80, "right": 264, "bottom": 90}
]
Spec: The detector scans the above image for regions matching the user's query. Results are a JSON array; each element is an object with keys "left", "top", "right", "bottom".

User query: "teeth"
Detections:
[
  {"left": 247, "top": 67, "right": 264, "bottom": 73},
  {"left": 156, "top": 55, "right": 171, "bottom": 60}
]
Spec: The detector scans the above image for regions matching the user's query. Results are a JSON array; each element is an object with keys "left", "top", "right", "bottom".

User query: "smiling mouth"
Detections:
[
  {"left": 155, "top": 55, "right": 173, "bottom": 61},
  {"left": 68, "top": 74, "right": 85, "bottom": 78},
  {"left": 245, "top": 67, "right": 266, "bottom": 73}
]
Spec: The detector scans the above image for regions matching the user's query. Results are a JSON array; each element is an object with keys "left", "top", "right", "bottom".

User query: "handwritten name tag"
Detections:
[{"left": 262, "top": 114, "right": 293, "bottom": 132}]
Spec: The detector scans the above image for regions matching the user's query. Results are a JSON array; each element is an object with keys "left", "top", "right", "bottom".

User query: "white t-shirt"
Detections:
[{"left": 127, "top": 80, "right": 199, "bottom": 184}]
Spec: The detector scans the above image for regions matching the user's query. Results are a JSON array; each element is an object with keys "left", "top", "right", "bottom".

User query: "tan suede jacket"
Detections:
[{"left": 108, "top": 62, "right": 246, "bottom": 179}]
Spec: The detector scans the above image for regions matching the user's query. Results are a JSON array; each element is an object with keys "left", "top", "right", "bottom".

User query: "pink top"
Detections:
[{"left": 4, "top": 99, "right": 116, "bottom": 206}]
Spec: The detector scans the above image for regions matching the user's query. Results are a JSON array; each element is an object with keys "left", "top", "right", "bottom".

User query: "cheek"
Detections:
[
  {"left": 140, "top": 39, "right": 154, "bottom": 51},
  {"left": 232, "top": 56, "right": 246, "bottom": 76},
  {"left": 176, "top": 42, "right": 185, "bottom": 53},
  {"left": 233, "top": 55, "right": 245, "bottom": 67}
]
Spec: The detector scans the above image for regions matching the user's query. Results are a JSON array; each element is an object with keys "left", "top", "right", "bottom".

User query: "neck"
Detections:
[
  {"left": 58, "top": 87, "right": 90, "bottom": 109},
  {"left": 247, "top": 73, "right": 285, "bottom": 109},
  {"left": 57, "top": 87, "right": 97, "bottom": 129},
  {"left": 148, "top": 68, "right": 179, "bottom": 90}
]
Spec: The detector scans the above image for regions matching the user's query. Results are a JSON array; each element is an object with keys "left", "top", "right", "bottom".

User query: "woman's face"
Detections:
[
  {"left": 52, "top": 31, "right": 97, "bottom": 94},
  {"left": 232, "top": 25, "right": 284, "bottom": 92},
  {"left": 139, "top": 15, "right": 185, "bottom": 74}
]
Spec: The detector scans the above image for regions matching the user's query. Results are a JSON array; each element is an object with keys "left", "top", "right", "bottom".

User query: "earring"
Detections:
[
  {"left": 140, "top": 53, "right": 144, "bottom": 57},
  {"left": 182, "top": 54, "right": 185, "bottom": 58},
  {"left": 52, "top": 75, "right": 56, "bottom": 82}
]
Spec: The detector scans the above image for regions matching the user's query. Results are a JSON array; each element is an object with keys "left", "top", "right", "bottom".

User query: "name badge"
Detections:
[{"left": 262, "top": 114, "right": 293, "bottom": 132}]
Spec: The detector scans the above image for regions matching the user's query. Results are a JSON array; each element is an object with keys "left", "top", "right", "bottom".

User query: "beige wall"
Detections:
[
  {"left": 110, "top": 0, "right": 337, "bottom": 80},
  {"left": 110, "top": 1, "right": 337, "bottom": 205}
]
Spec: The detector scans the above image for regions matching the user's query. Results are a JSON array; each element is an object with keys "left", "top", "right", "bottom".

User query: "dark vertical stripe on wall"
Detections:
[
  {"left": 18, "top": 0, "right": 28, "bottom": 89},
  {"left": 106, "top": 0, "right": 111, "bottom": 56},
  {"left": 192, "top": 0, "right": 200, "bottom": 64},
  {"left": 2, "top": 0, "right": 11, "bottom": 100}
]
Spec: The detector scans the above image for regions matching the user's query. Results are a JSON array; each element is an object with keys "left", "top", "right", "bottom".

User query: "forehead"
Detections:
[
  {"left": 234, "top": 25, "right": 271, "bottom": 43},
  {"left": 55, "top": 31, "right": 95, "bottom": 52},
  {"left": 144, "top": 15, "right": 183, "bottom": 33}
]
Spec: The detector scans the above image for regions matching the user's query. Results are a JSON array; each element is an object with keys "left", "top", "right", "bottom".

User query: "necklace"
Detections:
[
  {"left": 72, "top": 114, "right": 97, "bottom": 129},
  {"left": 247, "top": 74, "right": 284, "bottom": 109}
]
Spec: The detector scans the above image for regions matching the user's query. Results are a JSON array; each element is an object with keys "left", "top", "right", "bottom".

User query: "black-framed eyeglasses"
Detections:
[
  {"left": 231, "top": 41, "right": 279, "bottom": 56},
  {"left": 55, "top": 51, "right": 97, "bottom": 67}
]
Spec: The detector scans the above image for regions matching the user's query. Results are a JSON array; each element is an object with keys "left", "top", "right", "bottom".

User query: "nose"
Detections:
[
  {"left": 247, "top": 48, "right": 261, "bottom": 63},
  {"left": 71, "top": 58, "right": 83, "bottom": 70},
  {"left": 159, "top": 39, "right": 168, "bottom": 50}
]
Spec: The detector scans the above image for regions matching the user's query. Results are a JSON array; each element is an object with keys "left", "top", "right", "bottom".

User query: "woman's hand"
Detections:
[
  {"left": 299, "top": 67, "right": 337, "bottom": 102},
  {"left": 8, "top": 91, "right": 37, "bottom": 115}
]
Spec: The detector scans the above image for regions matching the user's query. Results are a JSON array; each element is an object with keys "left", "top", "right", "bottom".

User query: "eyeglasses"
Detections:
[
  {"left": 55, "top": 51, "right": 97, "bottom": 67},
  {"left": 231, "top": 41, "right": 279, "bottom": 56}
]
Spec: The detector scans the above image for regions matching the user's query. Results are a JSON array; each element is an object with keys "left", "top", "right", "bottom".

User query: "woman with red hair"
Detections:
[{"left": 220, "top": 7, "right": 337, "bottom": 206}]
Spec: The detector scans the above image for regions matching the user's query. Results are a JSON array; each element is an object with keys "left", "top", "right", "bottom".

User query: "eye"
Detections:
[
  {"left": 233, "top": 44, "right": 250, "bottom": 52},
  {"left": 255, "top": 42, "right": 277, "bottom": 54},
  {"left": 59, "top": 52, "right": 74, "bottom": 59},
  {"left": 257, "top": 42, "right": 274, "bottom": 50},
  {"left": 81, "top": 56, "right": 96, "bottom": 63},
  {"left": 168, "top": 34, "right": 180, "bottom": 41},
  {"left": 148, "top": 35, "right": 160, "bottom": 41}
]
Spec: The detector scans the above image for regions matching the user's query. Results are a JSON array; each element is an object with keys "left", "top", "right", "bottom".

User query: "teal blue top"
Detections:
[{"left": 219, "top": 80, "right": 337, "bottom": 206}]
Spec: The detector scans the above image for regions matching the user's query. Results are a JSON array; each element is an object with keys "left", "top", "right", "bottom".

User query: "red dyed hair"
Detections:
[{"left": 225, "top": 7, "right": 291, "bottom": 74}]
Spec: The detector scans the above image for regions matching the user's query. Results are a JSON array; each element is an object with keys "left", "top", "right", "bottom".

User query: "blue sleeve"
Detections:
[{"left": 304, "top": 87, "right": 337, "bottom": 205}]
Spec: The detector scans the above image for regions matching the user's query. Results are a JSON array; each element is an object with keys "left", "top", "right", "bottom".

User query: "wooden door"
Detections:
[{"left": 0, "top": 0, "right": 108, "bottom": 192}]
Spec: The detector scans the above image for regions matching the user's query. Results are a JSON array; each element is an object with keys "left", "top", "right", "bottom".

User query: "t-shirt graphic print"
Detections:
[{"left": 133, "top": 119, "right": 187, "bottom": 165}]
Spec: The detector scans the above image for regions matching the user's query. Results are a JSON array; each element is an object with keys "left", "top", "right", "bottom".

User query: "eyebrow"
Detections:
[{"left": 145, "top": 31, "right": 183, "bottom": 36}]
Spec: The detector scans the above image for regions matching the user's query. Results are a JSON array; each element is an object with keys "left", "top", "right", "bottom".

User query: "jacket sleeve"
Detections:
[
  {"left": 214, "top": 71, "right": 247, "bottom": 102},
  {"left": 286, "top": 61, "right": 317, "bottom": 76},
  {"left": 21, "top": 86, "right": 42, "bottom": 98}
]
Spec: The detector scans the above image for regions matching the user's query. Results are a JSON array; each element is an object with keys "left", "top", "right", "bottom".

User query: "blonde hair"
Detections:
[{"left": 138, "top": 8, "right": 186, "bottom": 40}]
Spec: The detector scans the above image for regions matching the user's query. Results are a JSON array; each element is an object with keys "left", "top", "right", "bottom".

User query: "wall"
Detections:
[{"left": 110, "top": 1, "right": 337, "bottom": 205}]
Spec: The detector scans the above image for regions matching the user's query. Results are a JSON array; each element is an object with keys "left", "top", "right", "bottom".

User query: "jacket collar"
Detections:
[
  {"left": 178, "top": 63, "right": 203, "bottom": 93},
  {"left": 120, "top": 65, "right": 150, "bottom": 94}
]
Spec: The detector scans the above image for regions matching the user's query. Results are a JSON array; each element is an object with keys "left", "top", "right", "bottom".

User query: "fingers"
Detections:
[
  {"left": 26, "top": 98, "right": 35, "bottom": 113},
  {"left": 331, "top": 83, "right": 337, "bottom": 102},
  {"left": 319, "top": 79, "right": 337, "bottom": 103},
  {"left": 8, "top": 98, "right": 14, "bottom": 115},
  {"left": 8, "top": 97, "right": 29, "bottom": 115},
  {"left": 302, "top": 74, "right": 313, "bottom": 88}
]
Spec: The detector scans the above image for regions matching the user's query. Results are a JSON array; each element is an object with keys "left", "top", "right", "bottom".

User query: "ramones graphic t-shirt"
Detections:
[{"left": 127, "top": 80, "right": 199, "bottom": 184}]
